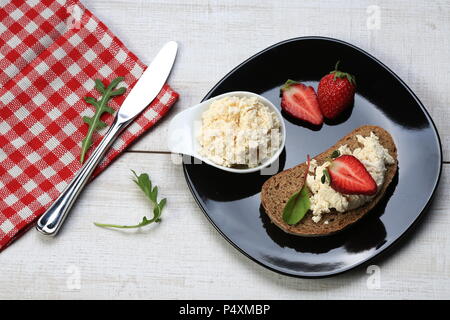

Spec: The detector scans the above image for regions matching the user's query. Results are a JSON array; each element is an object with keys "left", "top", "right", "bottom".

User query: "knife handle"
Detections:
[{"left": 36, "top": 117, "right": 129, "bottom": 236}]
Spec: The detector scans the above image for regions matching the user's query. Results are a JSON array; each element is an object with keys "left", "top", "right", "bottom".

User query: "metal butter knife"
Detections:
[{"left": 36, "top": 41, "right": 178, "bottom": 236}]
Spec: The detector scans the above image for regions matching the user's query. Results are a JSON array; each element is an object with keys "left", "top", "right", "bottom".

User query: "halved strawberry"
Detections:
[
  {"left": 327, "top": 155, "right": 377, "bottom": 195},
  {"left": 280, "top": 80, "right": 323, "bottom": 125}
]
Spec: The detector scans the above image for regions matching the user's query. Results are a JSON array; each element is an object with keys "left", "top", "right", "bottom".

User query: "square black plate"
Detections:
[{"left": 183, "top": 37, "right": 442, "bottom": 277}]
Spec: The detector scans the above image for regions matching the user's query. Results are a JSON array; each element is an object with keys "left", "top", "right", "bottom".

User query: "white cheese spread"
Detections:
[
  {"left": 198, "top": 96, "right": 281, "bottom": 168},
  {"left": 306, "top": 132, "right": 395, "bottom": 223}
]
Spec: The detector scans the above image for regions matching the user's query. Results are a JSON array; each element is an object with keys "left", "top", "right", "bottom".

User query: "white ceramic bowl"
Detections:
[{"left": 167, "top": 91, "right": 286, "bottom": 173}]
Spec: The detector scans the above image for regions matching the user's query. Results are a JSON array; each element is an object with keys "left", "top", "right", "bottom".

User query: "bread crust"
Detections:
[{"left": 261, "top": 125, "right": 398, "bottom": 236}]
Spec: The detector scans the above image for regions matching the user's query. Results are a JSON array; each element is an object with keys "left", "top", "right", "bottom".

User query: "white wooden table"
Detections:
[{"left": 1, "top": 0, "right": 449, "bottom": 299}]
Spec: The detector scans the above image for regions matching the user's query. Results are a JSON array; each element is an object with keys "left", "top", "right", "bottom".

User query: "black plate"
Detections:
[{"left": 183, "top": 37, "right": 443, "bottom": 277}]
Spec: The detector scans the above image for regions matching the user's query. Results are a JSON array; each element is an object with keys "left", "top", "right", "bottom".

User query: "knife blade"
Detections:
[{"left": 118, "top": 40, "right": 178, "bottom": 122}]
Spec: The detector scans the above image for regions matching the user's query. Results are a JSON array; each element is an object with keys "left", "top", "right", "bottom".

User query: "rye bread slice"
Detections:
[{"left": 261, "top": 125, "right": 398, "bottom": 236}]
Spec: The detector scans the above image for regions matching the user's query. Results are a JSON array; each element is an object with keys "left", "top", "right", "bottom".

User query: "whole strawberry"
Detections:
[{"left": 317, "top": 61, "right": 356, "bottom": 119}]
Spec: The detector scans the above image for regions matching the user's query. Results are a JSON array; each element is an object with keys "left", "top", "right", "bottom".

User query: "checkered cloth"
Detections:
[{"left": 0, "top": 0, "right": 179, "bottom": 250}]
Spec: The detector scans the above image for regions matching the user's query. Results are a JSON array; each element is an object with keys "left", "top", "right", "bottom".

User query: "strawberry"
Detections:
[
  {"left": 327, "top": 155, "right": 377, "bottom": 195},
  {"left": 317, "top": 61, "right": 356, "bottom": 119},
  {"left": 280, "top": 80, "right": 323, "bottom": 125}
]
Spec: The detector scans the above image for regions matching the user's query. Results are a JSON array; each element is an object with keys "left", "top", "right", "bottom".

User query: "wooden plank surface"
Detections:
[
  {"left": 0, "top": 152, "right": 448, "bottom": 299},
  {"left": 0, "top": 0, "right": 449, "bottom": 299}
]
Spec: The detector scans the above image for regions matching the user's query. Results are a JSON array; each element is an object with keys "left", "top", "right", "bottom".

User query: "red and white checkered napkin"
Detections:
[{"left": 0, "top": 0, "right": 179, "bottom": 250}]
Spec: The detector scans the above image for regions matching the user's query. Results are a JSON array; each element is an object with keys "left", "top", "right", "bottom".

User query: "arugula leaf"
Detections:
[
  {"left": 282, "top": 186, "right": 311, "bottom": 225},
  {"left": 321, "top": 169, "right": 331, "bottom": 184},
  {"left": 94, "top": 170, "right": 167, "bottom": 229},
  {"left": 80, "top": 77, "right": 126, "bottom": 163},
  {"left": 330, "top": 150, "right": 340, "bottom": 159}
]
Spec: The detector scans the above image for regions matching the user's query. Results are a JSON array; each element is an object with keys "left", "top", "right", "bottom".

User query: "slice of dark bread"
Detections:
[{"left": 261, "top": 125, "right": 398, "bottom": 236}]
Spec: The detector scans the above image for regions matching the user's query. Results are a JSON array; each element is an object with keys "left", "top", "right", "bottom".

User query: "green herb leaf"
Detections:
[
  {"left": 80, "top": 76, "right": 126, "bottom": 163},
  {"left": 94, "top": 170, "right": 167, "bottom": 229},
  {"left": 282, "top": 186, "right": 311, "bottom": 225},
  {"left": 321, "top": 169, "right": 331, "bottom": 184},
  {"left": 330, "top": 150, "right": 340, "bottom": 158}
]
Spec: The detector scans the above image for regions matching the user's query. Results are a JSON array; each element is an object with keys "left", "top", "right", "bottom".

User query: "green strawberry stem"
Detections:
[
  {"left": 334, "top": 60, "right": 341, "bottom": 71},
  {"left": 93, "top": 215, "right": 160, "bottom": 229},
  {"left": 330, "top": 61, "right": 356, "bottom": 86},
  {"left": 80, "top": 77, "right": 126, "bottom": 163}
]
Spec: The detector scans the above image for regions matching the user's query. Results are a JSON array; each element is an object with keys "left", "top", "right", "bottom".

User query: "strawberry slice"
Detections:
[
  {"left": 327, "top": 155, "right": 377, "bottom": 195},
  {"left": 280, "top": 80, "right": 323, "bottom": 125}
]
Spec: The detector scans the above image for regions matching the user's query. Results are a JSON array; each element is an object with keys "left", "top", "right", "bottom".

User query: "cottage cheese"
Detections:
[
  {"left": 306, "top": 132, "right": 395, "bottom": 223},
  {"left": 198, "top": 96, "right": 281, "bottom": 168}
]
